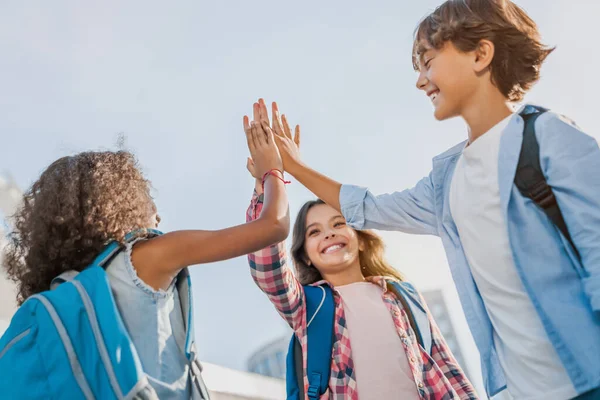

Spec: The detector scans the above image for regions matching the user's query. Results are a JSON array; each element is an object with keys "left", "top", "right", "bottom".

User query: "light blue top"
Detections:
[
  {"left": 340, "top": 105, "right": 600, "bottom": 397},
  {"left": 106, "top": 239, "right": 192, "bottom": 400}
]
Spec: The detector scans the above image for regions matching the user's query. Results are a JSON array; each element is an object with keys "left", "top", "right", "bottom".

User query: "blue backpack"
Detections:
[
  {"left": 0, "top": 231, "right": 210, "bottom": 400},
  {"left": 285, "top": 280, "right": 432, "bottom": 400}
]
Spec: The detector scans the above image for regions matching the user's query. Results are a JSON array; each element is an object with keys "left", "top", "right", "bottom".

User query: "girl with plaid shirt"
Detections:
[{"left": 245, "top": 100, "right": 477, "bottom": 400}]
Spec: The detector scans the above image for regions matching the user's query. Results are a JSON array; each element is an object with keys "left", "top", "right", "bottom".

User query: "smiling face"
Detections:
[
  {"left": 415, "top": 40, "right": 480, "bottom": 121},
  {"left": 303, "top": 203, "right": 363, "bottom": 278}
]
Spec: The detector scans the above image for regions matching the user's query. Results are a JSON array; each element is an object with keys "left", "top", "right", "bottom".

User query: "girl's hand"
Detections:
[
  {"left": 246, "top": 157, "right": 263, "bottom": 194},
  {"left": 244, "top": 112, "right": 283, "bottom": 179},
  {"left": 246, "top": 157, "right": 259, "bottom": 179},
  {"left": 256, "top": 99, "right": 301, "bottom": 174}
]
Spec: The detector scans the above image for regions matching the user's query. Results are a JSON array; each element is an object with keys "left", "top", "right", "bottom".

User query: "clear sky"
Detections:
[{"left": 1, "top": 0, "right": 598, "bottom": 388}]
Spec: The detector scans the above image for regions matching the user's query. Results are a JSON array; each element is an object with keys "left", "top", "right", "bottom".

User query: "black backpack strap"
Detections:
[{"left": 515, "top": 105, "right": 579, "bottom": 258}]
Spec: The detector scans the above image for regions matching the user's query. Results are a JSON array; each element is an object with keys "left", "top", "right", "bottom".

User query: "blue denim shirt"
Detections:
[
  {"left": 340, "top": 106, "right": 600, "bottom": 397},
  {"left": 106, "top": 239, "right": 193, "bottom": 400}
]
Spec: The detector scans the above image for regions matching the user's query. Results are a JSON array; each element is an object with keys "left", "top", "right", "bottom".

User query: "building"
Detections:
[
  {"left": 0, "top": 173, "right": 20, "bottom": 332},
  {"left": 421, "top": 289, "right": 470, "bottom": 377},
  {"left": 247, "top": 333, "right": 290, "bottom": 379}
]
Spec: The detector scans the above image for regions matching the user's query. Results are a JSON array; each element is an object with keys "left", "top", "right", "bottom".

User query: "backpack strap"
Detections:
[
  {"left": 50, "top": 229, "right": 164, "bottom": 290},
  {"left": 287, "top": 284, "right": 335, "bottom": 399},
  {"left": 514, "top": 105, "right": 579, "bottom": 258},
  {"left": 389, "top": 281, "right": 432, "bottom": 355}
]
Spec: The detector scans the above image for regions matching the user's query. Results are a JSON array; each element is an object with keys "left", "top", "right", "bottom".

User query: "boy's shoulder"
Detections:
[{"left": 522, "top": 103, "right": 582, "bottom": 131}]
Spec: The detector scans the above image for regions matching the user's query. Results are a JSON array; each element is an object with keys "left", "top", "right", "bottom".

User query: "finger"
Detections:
[
  {"left": 253, "top": 103, "right": 259, "bottom": 123},
  {"left": 261, "top": 121, "right": 277, "bottom": 145},
  {"left": 243, "top": 115, "right": 250, "bottom": 131},
  {"left": 253, "top": 121, "right": 267, "bottom": 146},
  {"left": 272, "top": 131, "right": 285, "bottom": 147},
  {"left": 294, "top": 125, "right": 301, "bottom": 147},
  {"left": 259, "top": 121, "right": 274, "bottom": 145},
  {"left": 245, "top": 120, "right": 256, "bottom": 154},
  {"left": 250, "top": 121, "right": 262, "bottom": 149},
  {"left": 281, "top": 114, "right": 293, "bottom": 139},
  {"left": 272, "top": 102, "right": 285, "bottom": 137},
  {"left": 258, "top": 98, "right": 270, "bottom": 125}
]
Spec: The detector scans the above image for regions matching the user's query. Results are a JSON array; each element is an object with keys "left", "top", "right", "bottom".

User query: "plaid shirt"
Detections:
[{"left": 247, "top": 191, "right": 478, "bottom": 400}]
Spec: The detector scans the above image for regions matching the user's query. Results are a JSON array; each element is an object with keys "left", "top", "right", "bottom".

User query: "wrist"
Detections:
[
  {"left": 286, "top": 159, "right": 304, "bottom": 177},
  {"left": 254, "top": 178, "right": 263, "bottom": 195},
  {"left": 261, "top": 169, "right": 291, "bottom": 191}
]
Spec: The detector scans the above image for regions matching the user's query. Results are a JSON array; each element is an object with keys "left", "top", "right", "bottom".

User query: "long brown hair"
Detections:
[
  {"left": 290, "top": 199, "right": 403, "bottom": 285},
  {"left": 3, "top": 151, "right": 156, "bottom": 305}
]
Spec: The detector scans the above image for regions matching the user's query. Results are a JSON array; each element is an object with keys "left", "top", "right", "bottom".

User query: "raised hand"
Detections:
[
  {"left": 243, "top": 112, "right": 283, "bottom": 179},
  {"left": 268, "top": 102, "right": 301, "bottom": 174}
]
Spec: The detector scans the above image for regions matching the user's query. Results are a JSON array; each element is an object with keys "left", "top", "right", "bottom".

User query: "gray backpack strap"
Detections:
[
  {"left": 389, "top": 281, "right": 432, "bottom": 355},
  {"left": 50, "top": 270, "right": 80, "bottom": 290},
  {"left": 190, "top": 359, "right": 210, "bottom": 399}
]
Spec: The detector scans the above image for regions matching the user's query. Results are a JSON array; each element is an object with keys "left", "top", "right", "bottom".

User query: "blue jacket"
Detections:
[{"left": 340, "top": 105, "right": 600, "bottom": 397}]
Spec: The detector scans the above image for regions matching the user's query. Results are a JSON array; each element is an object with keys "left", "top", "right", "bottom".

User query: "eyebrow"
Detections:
[{"left": 305, "top": 215, "right": 345, "bottom": 232}]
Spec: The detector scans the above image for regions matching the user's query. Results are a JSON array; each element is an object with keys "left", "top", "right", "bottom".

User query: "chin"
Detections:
[
  {"left": 433, "top": 105, "right": 459, "bottom": 121},
  {"left": 319, "top": 255, "right": 357, "bottom": 272},
  {"left": 433, "top": 107, "right": 449, "bottom": 121}
]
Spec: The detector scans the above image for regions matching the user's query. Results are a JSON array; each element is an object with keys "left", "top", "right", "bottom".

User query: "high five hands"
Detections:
[{"left": 245, "top": 99, "right": 301, "bottom": 180}]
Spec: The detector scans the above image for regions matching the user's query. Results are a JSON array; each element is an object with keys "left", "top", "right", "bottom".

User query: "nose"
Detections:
[
  {"left": 324, "top": 231, "right": 336, "bottom": 240},
  {"left": 416, "top": 69, "right": 428, "bottom": 91}
]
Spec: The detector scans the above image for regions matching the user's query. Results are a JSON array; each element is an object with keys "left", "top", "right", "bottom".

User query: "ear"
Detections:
[
  {"left": 473, "top": 39, "right": 495, "bottom": 73},
  {"left": 358, "top": 238, "right": 366, "bottom": 252}
]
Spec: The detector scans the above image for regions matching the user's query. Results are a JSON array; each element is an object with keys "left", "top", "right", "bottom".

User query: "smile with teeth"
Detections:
[
  {"left": 429, "top": 90, "right": 439, "bottom": 102},
  {"left": 322, "top": 243, "right": 346, "bottom": 254}
]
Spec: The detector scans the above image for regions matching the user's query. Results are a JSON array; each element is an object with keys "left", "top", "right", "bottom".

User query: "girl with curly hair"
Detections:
[{"left": 2, "top": 105, "right": 289, "bottom": 399}]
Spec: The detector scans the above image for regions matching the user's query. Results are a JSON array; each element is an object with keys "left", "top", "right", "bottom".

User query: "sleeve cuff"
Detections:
[{"left": 340, "top": 184, "right": 368, "bottom": 230}]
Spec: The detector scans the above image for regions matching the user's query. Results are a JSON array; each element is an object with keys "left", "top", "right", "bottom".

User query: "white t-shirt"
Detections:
[
  {"left": 336, "top": 282, "right": 420, "bottom": 400},
  {"left": 449, "top": 115, "right": 576, "bottom": 400}
]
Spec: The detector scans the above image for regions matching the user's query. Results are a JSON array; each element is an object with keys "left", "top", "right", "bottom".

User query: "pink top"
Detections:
[{"left": 336, "top": 282, "right": 421, "bottom": 400}]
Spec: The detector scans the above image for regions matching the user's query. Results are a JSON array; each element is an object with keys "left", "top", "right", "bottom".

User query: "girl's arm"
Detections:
[
  {"left": 246, "top": 188, "right": 305, "bottom": 330},
  {"left": 132, "top": 110, "right": 290, "bottom": 289}
]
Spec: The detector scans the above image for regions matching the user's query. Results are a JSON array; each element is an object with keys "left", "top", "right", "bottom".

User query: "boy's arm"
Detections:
[
  {"left": 289, "top": 162, "right": 439, "bottom": 235},
  {"left": 540, "top": 112, "right": 600, "bottom": 312},
  {"left": 266, "top": 100, "right": 438, "bottom": 236}
]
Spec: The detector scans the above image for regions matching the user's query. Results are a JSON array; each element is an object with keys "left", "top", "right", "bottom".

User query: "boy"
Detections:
[{"left": 259, "top": 0, "right": 600, "bottom": 398}]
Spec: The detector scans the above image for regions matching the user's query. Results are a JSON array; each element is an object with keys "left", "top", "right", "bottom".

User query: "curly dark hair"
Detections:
[
  {"left": 413, "top": 0, "right": 554, "bottom": 102},
  {"left": 3, "top": 151, "right": 157, "bottom": 305}
]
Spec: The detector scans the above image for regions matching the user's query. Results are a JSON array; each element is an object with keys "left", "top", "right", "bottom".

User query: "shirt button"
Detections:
[
  {"left": 418, "top": 382, "right": 424, "bottom": 389},
  {"left": 410, "top": 357, "right": 416, "bottom": 363}
]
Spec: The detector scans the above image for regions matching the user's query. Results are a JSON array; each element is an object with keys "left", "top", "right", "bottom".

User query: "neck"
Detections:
[
  {"left": 461, "top": 85, "right": 513, "bottom": 143},
  {"left": 322, "top": 263, "right": 365, "bottom": 287}
]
